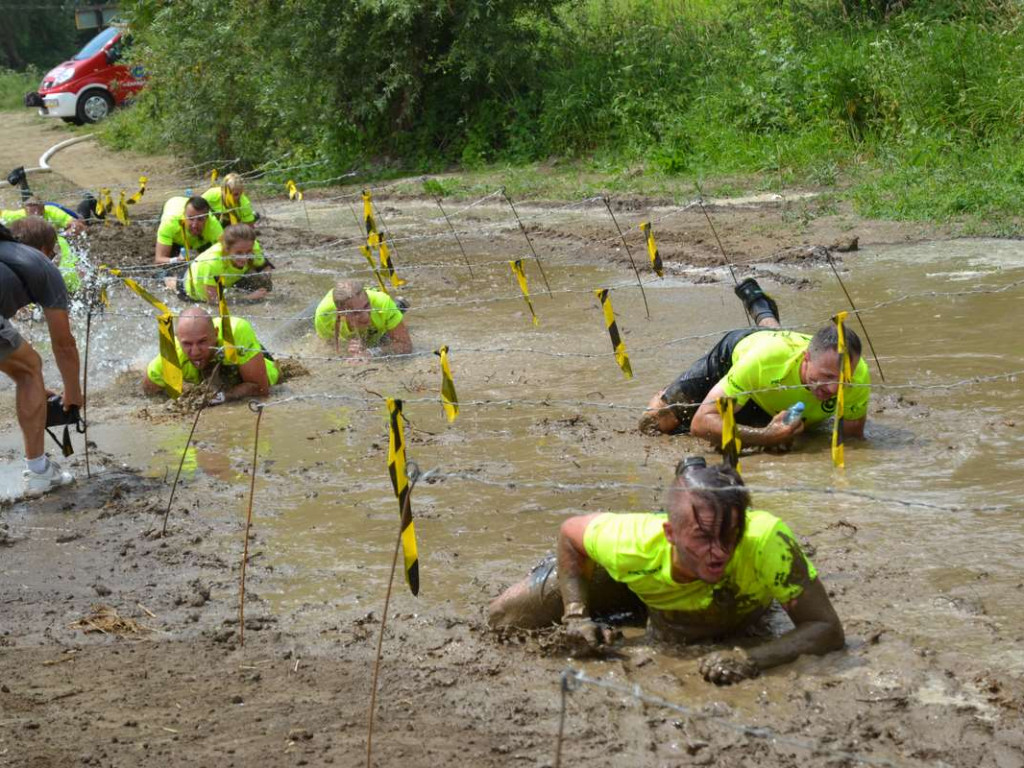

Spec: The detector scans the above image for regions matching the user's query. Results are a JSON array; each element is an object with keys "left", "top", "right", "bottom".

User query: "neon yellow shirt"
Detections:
[
  {"left": 56, "top": 235, "right": 79, "bottom": 293},
  {"left": 156, "top": 196, "right": 224, "bottom": 252},
  {"left": 184, "top": 242, "right": 267, "bottom": 301},
  {"left": 146, "top": 316, "right": 279, "bottom": 390},
  {"left": 722, "top": 330, "right": 870, "bottom": 425},
  {"left": 201, "top": 186, "right": 256, "bottom": 224},
  {"left": 0, "top": 204, "right": 74, "bottom": 231},
  {"left": 583, "top": 509, "right": 816, "bottom": 614},
  {"left": 314, "top": 288, "right": 403, "bottom": 344}
]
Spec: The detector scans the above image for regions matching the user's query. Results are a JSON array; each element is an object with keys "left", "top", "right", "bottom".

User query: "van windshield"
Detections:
[{"left": 73, "top": 27, "right": 119, "bottom": 61}]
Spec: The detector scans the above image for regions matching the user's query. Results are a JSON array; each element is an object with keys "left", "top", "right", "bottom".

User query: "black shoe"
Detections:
[{"left": 734, "top": 278, "right": 780, "bottom": 324}]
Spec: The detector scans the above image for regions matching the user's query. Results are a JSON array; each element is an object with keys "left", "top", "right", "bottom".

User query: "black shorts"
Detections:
[
  {"left": 0, "top": 316, "right": 24, "bottom": 361},
  {"left": 662, "top": 328, "right": 773, "bottom": 429}
]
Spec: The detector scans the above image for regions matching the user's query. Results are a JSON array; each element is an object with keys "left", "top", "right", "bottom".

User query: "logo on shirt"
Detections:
[{"left": 821, "top": 396, "right": 836, "bottom": 413}]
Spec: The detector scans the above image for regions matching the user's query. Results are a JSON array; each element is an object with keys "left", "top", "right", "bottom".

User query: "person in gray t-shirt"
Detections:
[{"left": 0, "top": 224, "right": 82, "bottom": 497}]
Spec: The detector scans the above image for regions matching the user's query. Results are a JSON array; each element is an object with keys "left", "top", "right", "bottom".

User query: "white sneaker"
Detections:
[{"left": 23, "top": 458, "right": 75, "bottom": 498}]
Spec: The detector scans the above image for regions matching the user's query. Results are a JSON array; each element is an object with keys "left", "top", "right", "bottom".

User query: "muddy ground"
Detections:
[{"left": 2, "top": 114, "right": 1024, "bottom": 768}]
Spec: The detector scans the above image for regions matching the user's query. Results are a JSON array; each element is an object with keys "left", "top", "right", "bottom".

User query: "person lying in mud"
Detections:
[
  {"left": 154, "top": 195, "right": 224, "bottom": 265},
  {"left": 313, "top": 280, "right": 412, "bottom": 359},
  {"left": 7, "top": 217, "right": 82, "bottom": 295},
  {"left": 1, "top": 196, "right": 86, "bottom": 237},
  {"left": 175, "top": 223, "right": 271, "bottom": 303},
  {"left": 202, "top": 173, "right": 260, "bottom": 227},
  {"left": 142, "top": 306, "right": 279, "bottom": 403},
  {"left": 488, "top": 458, "right": 844, "bottom": 685},
  {"left": 639, "top": 278, "right": 870, "bottom": 448}
]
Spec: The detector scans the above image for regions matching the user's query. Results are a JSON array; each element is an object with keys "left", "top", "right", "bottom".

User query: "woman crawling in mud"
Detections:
[{"left": 488, "top": 458, "right": 844, "bottom": 685}]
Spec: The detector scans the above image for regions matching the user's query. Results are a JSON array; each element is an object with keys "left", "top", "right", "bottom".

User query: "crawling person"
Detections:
[
  {"left": 640, "top": 278, "right": 870, "bottom": 450},
  {"left": 1, "top": 196, "right": 86, "bottom": 236},
  {"left": 313, "top": 280, "right": 412, "bottom": 359},
  {"left": 202, "top": 173, "right": 260, "bottom": 226},
  {"left": 153, "top": 195, "right": 223, "bottom": 265},
  {"left": 177, "top": 223, "right": 271, "bottom": 303},
  {"left": 142, "top": 306, "right": 279, "bottom": 404},
  {"left": 7, "top": 217, "right": 82, "bottom": 295},
  {"left": 488, "top": 458, "right": 844, "bottom": 685}
]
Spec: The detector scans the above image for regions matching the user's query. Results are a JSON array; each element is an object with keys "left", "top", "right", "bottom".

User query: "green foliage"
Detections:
[
  {"left": 0, "top": 67, "right": 39, "bottom": 110},
  {"left": 106, "top": 0, "right": 1024, "bottom": 225},
  {"left": 0, "top": 1, "right": 80, "bottom": 70}
]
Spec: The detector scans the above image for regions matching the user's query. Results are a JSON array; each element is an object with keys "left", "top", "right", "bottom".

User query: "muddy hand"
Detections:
[
  {"left": 698, "top": 648, "right": 759, "bottom": 686},
  {"left": 764, "top": 410, "right": 805, "bottom": 448},
  {"left": 565, "top": 617, "right": 621, "bottom": 651}
]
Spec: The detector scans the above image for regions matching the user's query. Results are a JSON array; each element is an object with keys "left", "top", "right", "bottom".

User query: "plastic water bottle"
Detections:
[{"left": 782, "top": 401, "right": 805, "bottom": 425}]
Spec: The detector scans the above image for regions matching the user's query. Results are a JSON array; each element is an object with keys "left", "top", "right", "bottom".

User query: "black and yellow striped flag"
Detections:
[
  {"left": 831, "top": 311, "right": 852, "bottom": 469},
  {"left": 107, "top": 267, "right": 184, "bottom": 399},
  {"left": 215, "top": 276, "right": 239, "bottom": 365},
  {"left": 378, "top": 236, "right": 405, "bottom": 287},
  {"left": 127, "top": 176, "right": 147, "bottom": 205},
  {"left": 435, "top": 346, "right": 459, "bottom": 423},
  {"left": 286, "top": 179, "right": 303, "bottom": 201},
  {"left": 716, "top": 396, "right": 741, "bottom": 472},
  {"left": 223, "top": 185, "right": 239, "bottom": 225},
  {"left": 509, "top": 259, "right": 538, "bottom": 326},
  {"left": 114, "top": 191, "right": 129, "bottom": 226},
  {"left": 360, "top": 245, "right": 390, "bottom": 295},
  {"left": 386, "top": 398, "right": 420, "bottom": 595},
  {"left": 362, "top": 190, "right": 377, "bottom": 237},
  {"left": 96, "top": 188, "right": 113, "bottom": 223},
  {"left": 157, "top": 313, "right": 183, "bottom": 399},
  {"left": 594, "top": 288, "right": 633, "bottom": 379},
  {"left": 639, "top": 221, "right": 663, "bottom": 277}
]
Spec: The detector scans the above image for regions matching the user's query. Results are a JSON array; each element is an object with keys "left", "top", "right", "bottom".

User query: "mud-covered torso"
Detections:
[{"left": 583, "top": 510, "right": 816, "bottom": 642}]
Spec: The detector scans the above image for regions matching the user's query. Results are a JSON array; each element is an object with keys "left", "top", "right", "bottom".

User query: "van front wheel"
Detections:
[{"left": 76, "top": 90, "right": 114, "bottom": 124}]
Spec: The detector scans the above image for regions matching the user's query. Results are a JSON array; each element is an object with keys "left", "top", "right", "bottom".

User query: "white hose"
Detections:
[{"left": 25, "top": 133, "right": 96, "bottom": 175}]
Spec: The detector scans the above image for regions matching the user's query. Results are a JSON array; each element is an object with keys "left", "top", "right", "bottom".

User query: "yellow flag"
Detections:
[
  {"left": 210, "top": 169, "right": 218, "bottom": 184},
  {"left": 179, "top": 219, "right": 192, "bottom": 263},
  {"left": 157, "top": 312, "right": 183, "bottom": 399},
  {"left": 96, "top": 188, "right": 111, "bottom": 217},
  {"left": 114, "top": 191, "right": 129, "bottom": 225},
  {"left": 223, "top": 185, "right": 239, "bottom": 225},
  {"left": 360, "top": 245, "right": 389, "bottom": 294},
  {"left": 831, "top": 311, "right": 851, "bottom": 469},
  {"left": 378, "top": 237, "right": 405, "bottom": 287},
  {"left": 594, "top": 288, "right": 633, "bottom": 379},
  {"left": 109, "top": 267, "right": 172, "bottom": 315},
  {"left": 127, "top": 176, "right": 148, "bottom": 205},
  {"left": 639, "top": 221, "right": 664, "bottom": 277},
  {"left": 362, "top": 190, "right": 377, "bottom": 237},
  {"left": 435, "top": 346, "right": 459, "bottom": 423},
  {"left": 386, "top": 398, "right": 419, "bottom": 595},
  {"left": 716, "top": 396, "right": 741, "bottom": 473},
  {"left": 286, "top": 179, "right": 303, "bottom": 201},
  {"left": 216, "top": 276, "right": 239, "bottom": 365},
  {"left": 509, "top": 259, "right": 539, "bottom": 326}
]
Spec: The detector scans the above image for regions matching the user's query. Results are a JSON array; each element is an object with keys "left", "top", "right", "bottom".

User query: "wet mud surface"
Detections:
[{"left": 3, "top": 116, "right": 1024, "bottom": 767}]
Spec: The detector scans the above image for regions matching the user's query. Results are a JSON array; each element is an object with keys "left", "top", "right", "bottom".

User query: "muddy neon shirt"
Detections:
[
  {"left": 583, "top": 509, "right": 816, "bottom": 614},
  {"left": 184, "top": 242, "right": 267, "bottom": 301},
  {"left": 201, "top": 186, "right": 256, "bottom": 224},
  {"left": 56, "top": 235, "right": 79, "bottom": 293},
  {"left": 1, "top": 204, "right": 75, "bottom": 231},
  {"left": 146, "top": 316, "right": 279, "bottom": 389},
  {"left": 313, "top": 288, "right": 403, "bottom": 344},
  {"left": 156, "top": 197, "right": 224, "bottom": 253},
  {"left": 722, "top": 330, "right": 870, "bottom": 426}
]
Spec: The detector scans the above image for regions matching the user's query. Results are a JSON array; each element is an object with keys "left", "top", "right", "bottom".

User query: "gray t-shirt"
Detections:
[{"left": 0, "top": 240, "right": 69, "bottom": 318}]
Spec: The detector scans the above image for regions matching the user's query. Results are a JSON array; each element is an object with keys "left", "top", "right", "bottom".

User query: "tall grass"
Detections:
[{"left": 0, "top": 68, "right": 39, "bottom": 111}]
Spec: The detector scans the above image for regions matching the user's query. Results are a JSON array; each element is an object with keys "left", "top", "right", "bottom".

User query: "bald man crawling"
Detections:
[{"left": 142, "top": 307, "right": 279, "bottom": 403}]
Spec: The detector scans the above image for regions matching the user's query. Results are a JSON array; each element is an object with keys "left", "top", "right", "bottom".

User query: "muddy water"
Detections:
[{"left": 3, "top": 201, "right": 1023, "bottom": 697}]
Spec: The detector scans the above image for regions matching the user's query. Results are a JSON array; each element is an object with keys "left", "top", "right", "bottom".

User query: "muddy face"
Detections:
[
  {"left": 340, "top": 291, "right": 372, "bottom": 329},
  {"left": 664, "top": 495, "right": 741, "bottom": 585}
]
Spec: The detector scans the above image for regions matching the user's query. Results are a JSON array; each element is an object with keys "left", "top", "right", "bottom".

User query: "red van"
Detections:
[{"left": 24, "top": 26, "right": 146, "bottom": 125}]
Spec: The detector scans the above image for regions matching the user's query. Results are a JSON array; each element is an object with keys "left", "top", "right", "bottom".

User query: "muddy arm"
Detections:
[
  {"left": 224, "top": 354, "right": 271, "bottom": 400},
  {"left": 748, "top": 578, "right": 845, "bottom": 671},
  {"left": 557, "top": 514, "right": 601, "bottom": 617},
  {"left": 842, "top": 416, "right": 866, "bottom": 439},
  {"left": 382, "top": 320, "right": 412, "bottom": 355},
  {"left": 690, "top": 380, "right": 803, "bottom": 448}
]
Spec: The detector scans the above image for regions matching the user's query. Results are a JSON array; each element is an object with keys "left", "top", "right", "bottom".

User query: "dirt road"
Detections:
[{"left": 2, "top": 112, "right": 1023, "bottom": 768}]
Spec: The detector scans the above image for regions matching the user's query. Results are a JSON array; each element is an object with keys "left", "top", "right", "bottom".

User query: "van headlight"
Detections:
[{"left": 50, "top": 67, "right": 75, "bottom": 85}]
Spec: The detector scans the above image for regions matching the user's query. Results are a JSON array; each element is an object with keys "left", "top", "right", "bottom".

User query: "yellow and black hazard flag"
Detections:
[
  {"left": 594, "top": 288, "right": 633, "bottom": 379},
  {"left": 435, "top": 346, "right": 459, "bottom": 423},
  {"left": 359, "top": 245, "right": 390, "bottom": 294},
  {"left": 157, "top": 312, "right": 183, "bottom": 399},
  {"left": 96, "top": 188, "right": 113, "bottom": 220},
  {"left": 223, "top": 185, "right": 240, "bottom": 225},
  {"left": 716, "top": 396, "right": 742, "bottom": 472},
  {"left": 286, "top": 179, "right": 303, "bottom": 201},
  {"left": 831, "top": 311, "right": 852, "bottom": 469},
  {"left": 215, "top": 276, "right": 239, "bottom": 365},
  {"left": 386, "top": 398, "right": 419, "bottom": 595},
  {"left": 114, "top": 190, "right": 129, "bottom": 226},
  {"left": 210, "top": 168, "right": 219, "bottom": 184},
  {"left": 127, "top": 176, "right": 147, "bottom": 205},
  {"left": 639, "top": 221, "right": 664, "bottom": 277},
  {"left": 362, "top": 189, "right": 377, "bottom": 238},
  {"left": 509, "top": 259, "right": 539, "bottom": 326},
  {"left": 178, "top": 218, "right": 194, "bottom": 263},
  {"left": 107, "top": 266, "right": 172, "bottom": 315},
  {"left": 377, "top": 236, "right": 405, "bottom": 288}
]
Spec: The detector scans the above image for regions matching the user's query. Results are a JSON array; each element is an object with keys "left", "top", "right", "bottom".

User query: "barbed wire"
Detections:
[{"left": 558, "top": 669, "right": 903, "bottom": 767}]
